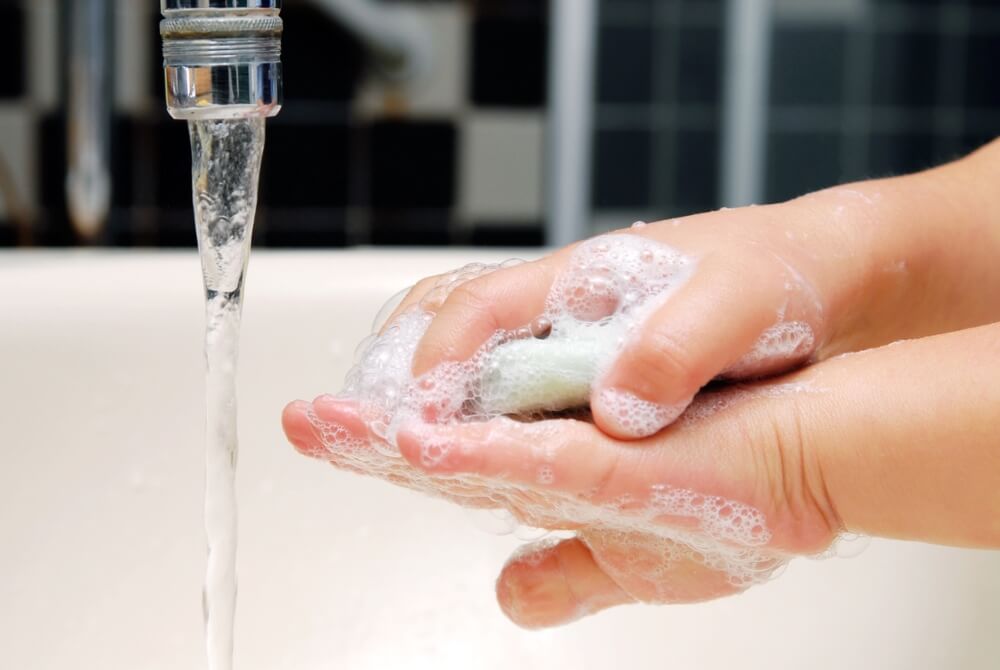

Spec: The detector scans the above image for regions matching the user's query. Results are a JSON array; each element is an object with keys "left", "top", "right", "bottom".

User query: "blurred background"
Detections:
[{"left": 0, "top": 0, "right": 998, "bottom": 249}]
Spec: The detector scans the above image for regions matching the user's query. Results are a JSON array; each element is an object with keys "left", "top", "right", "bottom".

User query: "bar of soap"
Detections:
[{"left": 478, "top": 327, "right": 619, "bottom": 415}]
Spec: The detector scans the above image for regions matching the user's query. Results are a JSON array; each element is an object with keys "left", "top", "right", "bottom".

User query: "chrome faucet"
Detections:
[
  {"left": 63, "top": 0, "right": 431, "bottom": 242},
  {"left": 160, "top": 0, "right": 284, "bottom": 121}
]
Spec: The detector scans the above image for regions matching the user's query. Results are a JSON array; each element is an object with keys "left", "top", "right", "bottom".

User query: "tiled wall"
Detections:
[
  {"left": 0, "top": 0, "right": 998, "bottom": 248},
  {"left": 593, "top": 0, "right": 1000, "bottom": 228}
]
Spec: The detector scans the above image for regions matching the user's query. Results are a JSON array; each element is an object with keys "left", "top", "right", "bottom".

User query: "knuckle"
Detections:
[
  {"left": 747, "top": 399, "right": 839, "bottom": 550},
  {"left": 443, "top": 280, "right": 501, "bottom": 331},
  {"left": 591, "top": 450, "right": 622, "bottom": 501}
]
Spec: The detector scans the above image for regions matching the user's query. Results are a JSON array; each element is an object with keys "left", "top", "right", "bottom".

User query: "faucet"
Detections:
[
  {"left": 63, "top": 0, "right": 432, "bottom": 243},
  {"left": 160, "top": 0, "right": 284, "bottom": 121}
]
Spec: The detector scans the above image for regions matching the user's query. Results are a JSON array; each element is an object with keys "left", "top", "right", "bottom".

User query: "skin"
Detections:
[{"left": 282, "top": 139, "right": 1000, "bottom": 628}]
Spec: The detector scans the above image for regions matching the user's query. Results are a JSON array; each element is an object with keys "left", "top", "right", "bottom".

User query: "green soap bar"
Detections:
[{"left": 479, "top": 328, "right": 618, "bottom": 415}]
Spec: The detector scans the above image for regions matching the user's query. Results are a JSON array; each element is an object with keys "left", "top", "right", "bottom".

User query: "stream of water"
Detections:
[{"left": 189, "top": 117, "right": 266, "bottom": 670}]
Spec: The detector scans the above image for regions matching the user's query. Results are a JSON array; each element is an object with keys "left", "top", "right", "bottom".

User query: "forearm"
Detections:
[
  {"left": 798, "top": 139, "right": 1000, "bottom": 355},
  {"left": 807, "top": 322, "right": 1000, "bottom": 547}
]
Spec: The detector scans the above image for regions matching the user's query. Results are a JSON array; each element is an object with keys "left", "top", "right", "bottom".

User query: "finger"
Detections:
[
  {"left": 376, "top": 275, "right": 443, "bottom": 335},
  {"left": 282, "top": 396, "right": 372, "bottom": 457},
  {"left": 591, "top": 254, "right": 788, "bottom": 439},
  {"left": 396, "top": 383, "right": 839, "bottom": 556},
  {"left": 282, "top": 400, "right": 334, "bottom": 459},
  {"left": 395, "top": 416, "right": 635, "bottom": 499},
  {"left": 410, "top": 255, "right": 565, "bottom": 377},
  {"left": 379, "top": 260, "right": 530, "bottom": 337},
  {"left": 578, "top": 530, "right": 763, "bottom": 605},
  {"left": 495, "top": 537, "right": 633, "bottom": 629},
  {"left": 284, "top": 396, "right": 517, "bottom": 507}
]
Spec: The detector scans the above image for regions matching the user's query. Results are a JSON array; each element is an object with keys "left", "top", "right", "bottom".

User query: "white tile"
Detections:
[
  {"left": 26, "top": 0, "right": 59, "bottom": 111},
  {"left": 459, "top": 112, "right": 545, "bottom": 223},
  {"left": 115, "top": 0, "right": 154, "bottom": 114},
  {"left": 0, "top": 105, "right": 36, "bottom": 220},
  {"left": 353, "top": 3, "right": 468, "bottom": 118}
]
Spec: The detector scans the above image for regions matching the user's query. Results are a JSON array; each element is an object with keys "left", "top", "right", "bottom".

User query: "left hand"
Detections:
[{"left": 284, "top": 321, "right": 1000, "bottom": 628}]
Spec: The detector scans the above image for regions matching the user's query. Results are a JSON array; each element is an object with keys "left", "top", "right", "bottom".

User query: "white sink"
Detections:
[{"left": 1, "top": 250, "right": 998, "bottom": 670}]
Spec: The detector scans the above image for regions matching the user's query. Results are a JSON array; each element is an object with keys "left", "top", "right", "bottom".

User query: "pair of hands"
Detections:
[{"left": 283, "top": 140, "right": 1000, "bottom": 628}]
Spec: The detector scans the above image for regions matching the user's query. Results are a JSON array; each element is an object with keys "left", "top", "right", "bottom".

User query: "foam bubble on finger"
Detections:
[
  {"left": 725, "top": 320, "right": 816, "bottom": 378},
  {"left": 592, "top": 388, "right": 689, "bottom": 439}
]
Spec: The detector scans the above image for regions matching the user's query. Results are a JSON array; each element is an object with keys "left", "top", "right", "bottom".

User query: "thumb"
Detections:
[
  {"left": 496, "top": 537, "right": 633, "bottom": 629},
  {"left": 591, "top": 255, "right": 779, "bottom": 439}
]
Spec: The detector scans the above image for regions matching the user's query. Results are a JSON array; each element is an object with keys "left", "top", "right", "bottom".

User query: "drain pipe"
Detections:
[
  {"left": 546, "top": 0, "right": 598, "bottom": 247},
  {"left": 720, "top": 0, "right": 774, "bottom": 207},
  {"left": 66, "top": 0, "right": 112, "bottom": 243}
]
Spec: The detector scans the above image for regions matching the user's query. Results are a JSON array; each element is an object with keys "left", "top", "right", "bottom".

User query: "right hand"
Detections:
[{"left": 376, "top": 148, "right": 1000, "bottom": 438}]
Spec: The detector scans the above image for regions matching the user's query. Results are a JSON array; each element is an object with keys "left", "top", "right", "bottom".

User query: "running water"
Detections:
[{"left": 189, "top": 117, "right": 265, "bottom": 670}]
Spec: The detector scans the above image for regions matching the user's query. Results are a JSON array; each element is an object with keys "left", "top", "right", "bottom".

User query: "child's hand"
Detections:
[
  {"left": 284, "top": 323, "right": 1000, "bottom": 628},
  {"left": 375, "top": 150, "right": 1000, "bottom": 438}
]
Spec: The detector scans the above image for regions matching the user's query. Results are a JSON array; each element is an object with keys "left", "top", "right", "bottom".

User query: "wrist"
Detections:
[{"left": 788, "top": 148, "right": 997, "bottom": 354}]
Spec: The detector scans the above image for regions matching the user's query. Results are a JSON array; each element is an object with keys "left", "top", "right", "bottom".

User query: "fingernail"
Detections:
[{"left": 282, "top": 401, "right": 326, "bottom": 458}]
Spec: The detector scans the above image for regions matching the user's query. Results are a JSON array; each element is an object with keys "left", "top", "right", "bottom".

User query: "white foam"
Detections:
[
  {"left": 309, "top": 233, "right": 816, "bottom": 595},
  {"left": 727, "top": 320, "right": 816, "bottom": 378},
  {"left": 593, "top": 388, "right": 687, "bottom": 438}
]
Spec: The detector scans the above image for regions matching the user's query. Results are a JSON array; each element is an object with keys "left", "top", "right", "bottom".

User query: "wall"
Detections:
[{"left": 0, "top": 0, "right": 997, "bottom": 247}]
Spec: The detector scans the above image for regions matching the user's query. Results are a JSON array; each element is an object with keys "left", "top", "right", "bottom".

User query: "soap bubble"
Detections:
[{"left": 306, "top": 233, "right": 828, "bottom": 592}]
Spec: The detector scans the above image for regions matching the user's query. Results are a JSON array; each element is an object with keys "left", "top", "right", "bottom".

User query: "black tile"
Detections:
[
  {"left": 154, "top": 119, "right": 195, "bottom": 208},
  {"left": 766, "top": 131, "right": 842, "bottom": 202},
  {"left": 592, "top": 128, "right": 652, "bottom": 208},
  {"left": 39, "top": 113, "right": 67, "bottom": 212},
  {"left": 963, "top": 33, "right": 1000, "bottom": 108},
  {"left": 35, "top": 211, "right": 77, "bottom": 246},
  {"left": 155, "top": 209, "right": 197, "bottom": 247},
  {"left": 370, "top": 209, "right": 451, "bottom": 245},
  {"left": 473, "top": 0, "right": 549, "bottom": 18},
  {"left": 127, "top": 117, "right": 162, "bottom": 208},
  {"left": 110, "top": 116, "right": 135, "bottom": 207},
  {"left": 680, "top": 0, "right": 722, "bottom": 9},
  {"left": 599, "top": 0, "right": 655, "bottom": 21},
  {"left": 771, "top": 26, "right": 847, "bottom": 106},
  {"left": 368, "top": 120, "right": 456, "bottom": 208},
  {"left": 0, "top": 4, "right": 25, "bottom": 99},
  {"left": 104, "top": 209, "right": 138, "bottom": 247},
  {"left": 871, "top": 31, "right": 939, "bottom": 108},
  {"left": 280, "top": 0, "right": 365, "bottom": 103},
  {"left": 868, "top": 132, "right": 939, "bottom": 177},
  {"left": 471, "top": 15, "right": 548, "bottom": 107},
  {"left": 262, "top": 209, "right": 348, "bottom": 247},
  {"left": 261, "top": 122, "right": 351, "bottom": 207},
  {"left": 677, "top": 25, "right": 721, "bottom": 105},
  {"left": 674, "top": 129, "right": 718, "bottom": 210},
  {"left": 597, "top": 25, "right": 653, "bottom": 104},
  {"left": 0, "top": 221, "right": 15, "bottom": 247},
  {"left": 467, "top": 222, "right": 544, "bottom": 246}
]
